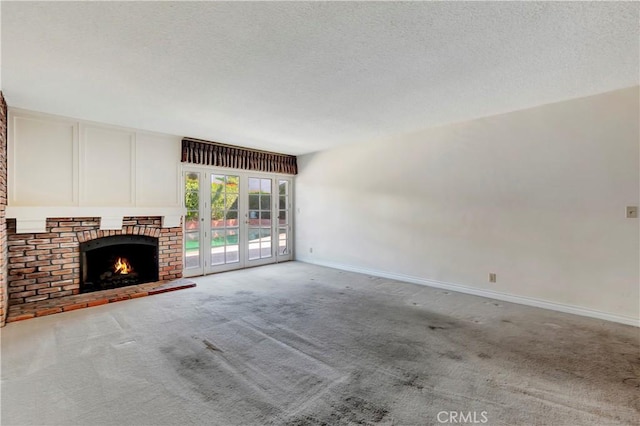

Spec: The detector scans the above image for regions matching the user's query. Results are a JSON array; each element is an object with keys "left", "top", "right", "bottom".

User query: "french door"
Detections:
[{"left": 183, "top": 168, "right": 293, "bottom": 277}]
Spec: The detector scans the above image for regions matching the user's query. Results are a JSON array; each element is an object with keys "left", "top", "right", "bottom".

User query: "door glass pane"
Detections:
[
  {"left": 225, "top": 209, "right": 238, "bottom": 227},
  {"left": 278, "top": 228, "right": 288, "bottom": 255},
  {"left": 260, "top": 194, "right": 271, "bottom": 210},
  {"left": 248, "top": 228, "right": 260, "bottom": 260},
  {"left": 225, "top": 228, "right": 239, "bottom": 245},
  {"left": 184, "top": 172, "right": 201, "bottom": 269},
  {"left": 249, "top": 194, "right": 259, "bottom": 214},
  {"left": 226, "top": 245, "right": 239, "bottom": 263},
  {"left": 278, "top": 180, "right": 290, "bottom": 258},
  {"left": 211, "top": 228, "right": 224, "bottom": 247},
  {"left": 185, "top": 175, "right": 200, "bottom": 230},
  {"left": 260, "top": 228, "right": 272, "bottom": 258},
  {"left": 211, "top": 208, "right": 224, "bottom": 228},
  {"left": 249, "top": 178, "right": 261, "bottom": 192},
  {"left": 186, "top": 211, "right": 200, "bottom": 230},
  {"left": 210, "top": 241, "right": 225, "bottom": 266},
  {"left": 260, "top": 211, "right": 271, "bottom": 226},
  {"left": 260, "top": 179, "right": 271, "bottom": 193},
  {"left": 186, "top": 192, "right": 199, "bottom": 212},
  {"left": 211, "top": 174, "right": 241, "bottom": 266},
  {"left": 248, "top": 229, "right": 261, "bottom": 240},
  {"left": 226, "top": 175, "right": 239, "bottom": 192},
  {"left": 225, "top": 229, "right": 239, "bottom": 263},
  {"left": 248, "top": 177, "right": 273, "bottom": 260},
  {"left": 185, "top": 231, "right": 200, "bottom": 268},
  {"left": 211, "top": 175, "right": 224, "bottom": 194},
  {"left": 226, "top": 192, "right": 239, "bottom": 211}
]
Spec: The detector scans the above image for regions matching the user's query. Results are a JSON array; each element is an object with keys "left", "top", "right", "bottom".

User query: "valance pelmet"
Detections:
[{"left": 181, "top": 138, "right": 297, "bottom": 175}]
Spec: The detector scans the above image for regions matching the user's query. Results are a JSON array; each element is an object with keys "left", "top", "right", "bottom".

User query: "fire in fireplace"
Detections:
[{"left": 79, "top": 235, "right": 159, "bottom": 293}]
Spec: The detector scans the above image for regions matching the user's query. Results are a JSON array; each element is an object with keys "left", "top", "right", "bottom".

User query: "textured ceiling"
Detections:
[{"left": 2, "top": 1, "right": 638, "bottom": 155}]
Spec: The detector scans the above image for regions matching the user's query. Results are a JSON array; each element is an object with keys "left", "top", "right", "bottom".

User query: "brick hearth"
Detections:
[
  {"left": 7, "top": 278, "right": 195, "bottom": 323},
  {"left": 6, "top": 216, "right": 183, "bottom": 318}
]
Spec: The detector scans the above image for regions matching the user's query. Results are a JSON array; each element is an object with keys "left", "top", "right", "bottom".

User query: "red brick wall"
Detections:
[
  {"left": 6, "top": 216, "right": 182, "bottom": 306},
  {"left": 0, "top": 92, "right": 7, "bottom": 326}
]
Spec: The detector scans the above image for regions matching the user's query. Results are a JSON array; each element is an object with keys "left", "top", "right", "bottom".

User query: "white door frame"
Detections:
[{"left": 182, "top": 165, "right": 293, "bottom": 277}]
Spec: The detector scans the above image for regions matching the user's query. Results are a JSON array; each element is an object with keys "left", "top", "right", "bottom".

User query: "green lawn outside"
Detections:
[
  {"left": 185, "top": 231, "right": 282, "bottom": 250},
  {"left": 186, "top": 235, "right": 238, "bottom": 250}
]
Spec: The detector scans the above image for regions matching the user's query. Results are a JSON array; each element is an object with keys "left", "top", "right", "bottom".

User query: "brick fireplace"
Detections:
[
  {"left": 6, "top": 217, "right": 182, "bottom": 306},
  {"left": 2, "top": 108, "right": 188, "bottom": 325}
]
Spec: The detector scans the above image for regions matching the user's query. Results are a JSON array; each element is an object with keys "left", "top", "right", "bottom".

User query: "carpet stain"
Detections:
[
  {"left": 203, "top": 338, "right": 223, "bottom": 352},
  {"left": 622, "top": 377, "right": 640, "bottom": 388},
  {"left": 400, "top": 373, "right": 425, "bottom": 390},
  {"left": 333, "top": 396, "right": 390, "bottom": 424},
  {"left": 288, "top": 396, "right": 390, "bottom": 425},
  {"left": 439, "top": 350, "right": 464, "bottom": 361}
]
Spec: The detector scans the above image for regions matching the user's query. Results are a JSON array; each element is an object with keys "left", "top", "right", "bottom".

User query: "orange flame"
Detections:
[{"left": 114, "top": 257, "right": 133, "bottom": 275}]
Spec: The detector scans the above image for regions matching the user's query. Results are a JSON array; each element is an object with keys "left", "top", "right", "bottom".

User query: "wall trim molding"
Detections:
[{"left": 298, "top": 258, "right": 639, "bottom": 327}]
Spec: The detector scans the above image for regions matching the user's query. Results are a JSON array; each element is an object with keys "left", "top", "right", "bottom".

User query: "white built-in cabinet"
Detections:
[{"left": 6, "top": 108, "right": 185, "bottom": 232}]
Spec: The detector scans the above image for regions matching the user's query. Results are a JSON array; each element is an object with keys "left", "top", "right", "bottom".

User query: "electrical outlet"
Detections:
[
  {"left": 489, "top": 273, "right": 497, "bottom": 283},
  {"left": 309, "top": 247, "right": 313, "bottom": 254},
  {"left": 627, "top": 206, "right": 638, "bottom": 218}
]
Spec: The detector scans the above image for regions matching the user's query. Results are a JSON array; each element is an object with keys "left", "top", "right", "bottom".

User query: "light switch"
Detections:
[{"left": 627, "top": 206, "right": 638, "bottom": 218}]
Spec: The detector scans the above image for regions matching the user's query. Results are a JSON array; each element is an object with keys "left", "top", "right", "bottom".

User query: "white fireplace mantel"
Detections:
[{"left": 5, "top": 206, "right": 185, "bottom": 233}]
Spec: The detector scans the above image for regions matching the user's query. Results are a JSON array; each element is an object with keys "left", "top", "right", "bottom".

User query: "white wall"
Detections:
[
  {"left": 6, "top": 109, "right": 184, "bottom": 231},
  {"left": 295, "top": 87, "right": 640, "bottom": 324}
]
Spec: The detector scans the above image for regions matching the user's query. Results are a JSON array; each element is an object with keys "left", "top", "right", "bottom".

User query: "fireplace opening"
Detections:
[{"left": 80, "top": 235, "right": 159, "bottom": 293}]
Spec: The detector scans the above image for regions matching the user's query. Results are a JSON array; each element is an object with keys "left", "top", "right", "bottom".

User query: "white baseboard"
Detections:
[{"left": 297, "top": 258, "right": 639, "bottom": 327}]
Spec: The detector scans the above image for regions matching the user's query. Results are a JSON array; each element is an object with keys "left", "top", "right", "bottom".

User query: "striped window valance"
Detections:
[{"left": 181, "top": 138, "right": 298, "bottom": 175}]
